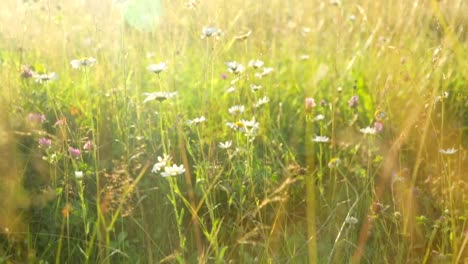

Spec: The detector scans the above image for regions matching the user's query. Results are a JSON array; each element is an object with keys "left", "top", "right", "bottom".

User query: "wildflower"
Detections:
[
  {"left": 142, "top": 91, "right": 177, "bottom": 103},
  {"left": 152, "top": 154, "right": 171, "bottom": 173},
  {"left": 83, "top": 140, "right": 93, "bottom": 151},
  {"left": 220, "top": 73, "right": 228, "bottom": 80},
  {"left": 33, "top": 72, "right": 58, "bottom": 83},
  {"left": 313, "top": 114, "right": 325, "bottom": 121},
  {"left": 299, "top": 54, "right": 310, "bottom": 60},
  {"left": 228, "top": 105, "right": 245, "bottom": 115},
  {"left": 328, "top": 158, "right": 341, "bottom": 168},
  {"left": 305, "top": 97, "right": 316, "bottom": 112},
  {"left": 38, "top": 137, "right": 52, "bottom": 148},
  {"left": 226, "top": 118, "right": 259, "bottom": 136},
  {"left": 374, "top": 122, "right": 383, "bottom": 133},
  {"left": 255, "top": 67, "right": 274, "bottom": 78},
  {"left": 226, "top": 86, "right": 236, "bottom": 93},
  {"left": 147, "top": 62, "right": 168, "bottom": 74},
  {"left": 439, "top": 148, "right": 458, "bottom": 155},
  {"left": 320, "top": 99, "right": 328, "bottom": 107},
  {"left": 254, "top": 96, "right": 270, "bottom": 108},
  {"left": 187, "top": 116, "right": 207, "bottom": 126},
  {"left": 218, "top": 140, "right": 232, "bottom": 149},
  {"left": 70, "top": 57, "right": 96, "bottom": 69},
  {"left": 226, "top": 61, "right": 245, "bottom": 74},
  {"left": 345, "top": 216, "right": 358, "bottom": 224},
  {"left": 250, "top": 84, "right": 262, "bottom": 92},
  {"left": 61, "top": 203, "right": 72, "bottom": 218},
  {"left": 54, "top": 118, "right": 66, "bottom": 126},
  {"left": 312, "top": 135, "right": 330, "bottom": 143},
  {"left": 68, "top": 147, "right": 81, "bottom": 158},
  {"left": 75, "top": 171, "right": 84, "bottom": 179},
  {"left": 360, "top": 126, "right": 376, "bottom": 135},
  {"left": 161, "top": 164, "right": 186, "bottom": 177},
  {"left": 20, "top": 65, "right": 35, "bottom": 78},
  {"left": 348, "top": 95, "right": 359, "bottom": 108},
  {"left": 248, "top": 59, "right": 264, "bottom": 69},
  {"left": 28, "top": 113, "right": 46, "bottom": 123},
  {"left": 201, "top": 26, "right": 222, "bottom": 38}
]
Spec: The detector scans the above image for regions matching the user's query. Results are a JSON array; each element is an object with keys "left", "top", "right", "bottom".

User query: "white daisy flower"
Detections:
[
  {"left": 250, "top": 84, "right": 262, "bottom": 92},
  {"left": 142, "top": 91, "right": 177, "bottom": 103},
  {"left": 218, "top": 140, "right": 232, "bottom": 149},
  {"left": 345, "top": 216, "right": 358, "bottom": 224},
  {"left": 147, "top": 62, "right": 168, "bottom": 74},
  {"left": 152, "top": 154, "right": 172, "bottom": 173},
  {"left": 360, "top": 126, "right": 377, "bottom": 135},
  {"left": 33, "top": 72, "right": 58, "bottom": 83},
  {"left": 226, "top": 86, "right": 237, "bottom": 93},
  {"left": 201, "top": 26, "right": 222, "bottom": 38},
  {"left": 228, "top": 105, "right": 245, "bottom": 115},
  {"left": 312, "top": 135, "right": 330, "bottom": 143},
  {"left": 161, "top": 164, "right": 185, "bottom": 177},
  {"left": 248, "top": 59, "right": 264, "bottom": 69},
  {"left": 70, "top": 57, "right": 97, "bottom": 69},
  {"left": 226, "top": 61, "right": 245, "bottom": 74},
  {"left": 187, "top": 116, "right": 207, "bottom": 126},
  {"left": 255, "top": 67, "right": 274, "bottom": 78},
  {"left": 439, "top": 148, "right": 458, "bottom": 155},
  {"left": 75, "top": 171, "right": 84, "bottom": 179},
  {"left": 313, "top": 114, "right": 325, "bottom": 121},
  {"left": 254, "top": 96, "right": 270, "bottom": 108}
]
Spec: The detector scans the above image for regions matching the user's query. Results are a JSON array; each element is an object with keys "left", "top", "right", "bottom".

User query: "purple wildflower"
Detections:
[
  {"left": 68, "top": 147, "right": 81, "bottom": 158},
  {"left": 83, "top": 140, "right": 93, "bottom": 151},
  {"left": 374, "top": 122, "right": 383, "bottom": 133},
  {"left": 305, "top": 98, "right": 316, "bottom": 112},
  {"left": 28, "top": 113, "right": 46, "bottom": 123},
  {"left": 38, "top": 137, "right": 52, "bottom": 148},
  {"left": 348, "top": 95, "right": 359, "bottom": 108}
]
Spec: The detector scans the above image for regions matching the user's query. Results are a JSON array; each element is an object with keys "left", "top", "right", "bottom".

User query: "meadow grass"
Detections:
[{"left": 0, "top": 0, "right": 467, "bottom": 263}]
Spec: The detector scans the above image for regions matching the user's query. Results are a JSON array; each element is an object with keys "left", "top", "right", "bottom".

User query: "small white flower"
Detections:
[
  {"left": 75, "top": 171, "right": 84, "bottom": 179},
  {"left": 187, "top": 116, "right": 207, "bottom": 126},
  {"left": 248, "top": 59, "right": 264, "bottom": 69},
  {"left": 228, "top": 105, "right": 245, "bottom": 115},
  {"left": 254, "top": 96, "right": 270, "bottom": 108},
  {"left": 250, "top": 84, "right": 262, "bottom": 92},
  {"left": 312, "top": 135, "right": 330, "bottom": 143},
  {"left": 360, "top": 126, "right": 377, "bottom": 135},
  {"left": 439, "top": 148, "right": 458, "bottom": 155},
  {"left": 226, "top": 61, "right": 245, "bottom": 74},
  {"left": 299, "top": 54, "right": 310, "bottom": 60},
  {"left": 226, "top": 86, "right": 237, "bottom": 93},
  {"left": 226, "top": 118, "right": 259, "bottom": 136},
  {"left": 70, "top": 57, "right": 97, "bottom": 69},
  {"left": 313, "top": 114, "right": 325, "bottom": 121},
  {"left": 33, "top": 72, "right": 58, "bottom": 83},
  {"left": 142, "top": 91, "right": 177, "bottom": 103},
  {"left": 345, "top": 216, "right": 358, "bottom": 224},
  {"left": 218, "top": 140, "right": 232, "bottom": 149},
  {"left": 201, "top": 26, "right": 222, "bottom": 38},
  {"left": 161, "top": 164, "right": 186, "bottom": 177},
  {"left": 152, "top": 154, "right": 172, "bottom": 173},
  {"left": 147, "top": 62, "right": 168, "bottom": 74},
  {"left": 255, "top": 67, "right": 274, "bottom": 78}
]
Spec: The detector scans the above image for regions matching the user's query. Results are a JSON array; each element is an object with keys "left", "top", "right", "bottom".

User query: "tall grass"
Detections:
[{"left": 0, "top": 0, "right": 466, "bottom": 263}]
